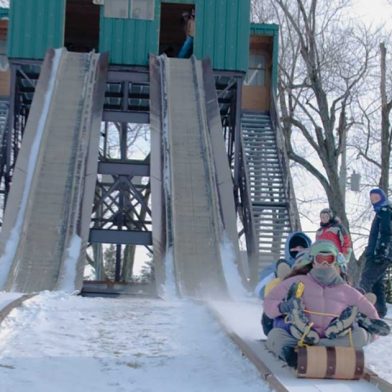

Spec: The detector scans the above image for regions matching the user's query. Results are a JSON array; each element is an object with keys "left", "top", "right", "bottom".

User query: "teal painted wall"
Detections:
[
  {"left": 8, "top": 0, "right": 65, "bottom": 59},
  {"left": 99, "top": 1, "right": 160, "bottom": 67},
  {"left": 194, "top": 0, "right": 250, "bottom": 72},
  {"left": 100, "top": 0, "right": 250, "bottom": 72},
  {"left": 7, "top": 0, "right": 258, "bottom": 73}
]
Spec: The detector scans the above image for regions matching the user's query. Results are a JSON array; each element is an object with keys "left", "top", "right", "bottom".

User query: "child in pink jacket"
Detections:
[{"left": 263, "top": 240, "right": 390, "bottom": 368}]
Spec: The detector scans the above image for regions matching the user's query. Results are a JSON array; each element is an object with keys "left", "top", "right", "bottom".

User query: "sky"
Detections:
[{"left": 351, "top": 0, "right": 392, "bottom": 25}]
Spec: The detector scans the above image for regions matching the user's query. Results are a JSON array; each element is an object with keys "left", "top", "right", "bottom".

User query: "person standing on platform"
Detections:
[{"left": 178, "top": 9, "right": 195, "bottom": 58}]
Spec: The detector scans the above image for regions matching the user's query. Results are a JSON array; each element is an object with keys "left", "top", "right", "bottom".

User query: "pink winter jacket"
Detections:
[{"left": 263, "top": 274, "right": 379, "bottom": 337}]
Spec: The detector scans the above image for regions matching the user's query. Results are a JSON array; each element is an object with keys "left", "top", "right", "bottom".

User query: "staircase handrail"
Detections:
[
  {"left": 270, "top": 90, "right": 301, "bottom": 231},
  {"left": 238, "top": 121, "right": 259, "bottom": 277}
]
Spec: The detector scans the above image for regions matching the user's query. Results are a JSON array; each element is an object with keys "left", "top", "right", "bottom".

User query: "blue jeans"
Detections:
[
  {"left": 178, "top": 36, "right": 193, "bottom": 58},
  {"left": 359, "top": 257, "right": 391, "bottom": 318}
]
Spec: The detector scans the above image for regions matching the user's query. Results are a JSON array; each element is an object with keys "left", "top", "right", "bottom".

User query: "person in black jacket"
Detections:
[{"left": 359, "top": 188, "right": 392, "bottom": 318}]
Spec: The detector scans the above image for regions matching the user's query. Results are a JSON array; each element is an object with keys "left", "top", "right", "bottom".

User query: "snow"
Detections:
[
  {"left": 0, "top": 292, "right": 391, "bottom": 391},
  {"left": 57, "top": 234, "right": 82, "bottom": 293},
  {"left": 0, "top": 292, "right": 269, "bottom": 392},
  {"left": 0, "top": 3, "right": 390, "bottom": 391},
  {"left": 220, "top": 232, "right": 249, "bottom": 300},
  {"left": 364, "top": 306, "right": 392, "bottom": 381},
  {"left": 161, "top": 246, "right": 177, "bottom": 300}
]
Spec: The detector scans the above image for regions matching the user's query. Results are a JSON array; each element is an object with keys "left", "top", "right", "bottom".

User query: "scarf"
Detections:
[{"left": 310, "top": 266, "right": 344, "bottom": 286}]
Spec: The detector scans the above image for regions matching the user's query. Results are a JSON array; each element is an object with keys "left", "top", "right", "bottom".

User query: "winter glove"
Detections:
[
  {"left": 325, "top": 306, "right": 358, "bottom": 339},
  {"left": 279, "top": 281, "right": 305, "bottom": 314},
  {"left": 357, "top": 313, "right": 390, "bottom": 336},
  {"left": 280, "top": 282, "right": 320, "bottom": 345},
  {"left": 279, "top": 297, "right": 302, "bottom": 314}
]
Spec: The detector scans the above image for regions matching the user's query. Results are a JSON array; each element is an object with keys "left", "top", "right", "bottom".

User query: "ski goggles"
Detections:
[{"left": 314, "top": 253, "right": 336, "bottom": 265}]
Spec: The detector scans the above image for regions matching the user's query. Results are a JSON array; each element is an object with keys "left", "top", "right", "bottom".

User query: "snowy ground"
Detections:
[
  {"left": 0, "top": 292, "right": 270, "bottom": 392},
  {"left": 363, "top": 304, "right": 392, "bottom": 382},
  {"left": 0, "top": 292, "right": 391, "bottom": 392}
]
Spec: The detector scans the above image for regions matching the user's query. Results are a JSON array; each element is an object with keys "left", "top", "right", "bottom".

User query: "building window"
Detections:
[
  {"left": 130, "top": 0, "right": 154, "bottom": 20},
  {"left": 244, "top": 52, "right": 266, "bottom": 86},
  {"left": 103, "top": 0, "right": 155, "bottom": 20},
  {"left": 104, "top": 0, "right": 129, "bottom": 18}
]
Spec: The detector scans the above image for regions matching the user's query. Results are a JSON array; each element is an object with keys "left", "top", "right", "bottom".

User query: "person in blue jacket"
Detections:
[
  {"left": 360, "top": 188, "right": 392, "bottom": 318},
  {"left": 255, "top": 231, "right": 312, "bottom": 299},
  {"left": 255, "top": 231, "right": 312, "bottom": 336}
]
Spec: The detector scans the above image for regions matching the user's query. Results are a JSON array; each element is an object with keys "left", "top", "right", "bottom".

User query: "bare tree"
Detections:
[
  {"left": 379, "top": 42, "right": 392, "bottom": 191},
  {"left": 351, "top": 40, "right": 392, "bottom": 193},
  {"left": 251, "top": 0, "right": 276, "bottom": 22},
  {"left": 263, "top": 0, "right": 379, "bottom": 231}
]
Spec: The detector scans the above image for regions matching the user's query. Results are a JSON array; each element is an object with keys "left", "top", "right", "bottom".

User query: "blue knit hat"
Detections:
[{"left": 370, "top": 188, "right": 388, "bottom": 212}]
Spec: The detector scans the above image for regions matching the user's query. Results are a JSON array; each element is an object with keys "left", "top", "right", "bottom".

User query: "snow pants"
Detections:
[
  {"left": 359, "top": 256, "right": 391, "bottom": 318},
  {"left": 266, "top": 327, "right": 371, "bottom": 362}
]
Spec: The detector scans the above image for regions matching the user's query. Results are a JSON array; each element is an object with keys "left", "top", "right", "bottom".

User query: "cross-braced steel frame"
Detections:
[{"left": 0, "top": 59, "right": 259, "bottom": 284}]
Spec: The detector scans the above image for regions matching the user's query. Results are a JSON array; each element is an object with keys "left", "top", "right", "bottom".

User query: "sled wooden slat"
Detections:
[{"left": 297, "top": 346, "right": 364, "bottom": 380}]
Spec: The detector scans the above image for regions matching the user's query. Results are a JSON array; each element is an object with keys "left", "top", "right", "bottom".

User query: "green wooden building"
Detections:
[{"left": 7, "top": 0, "right": 277, "bottom": 75}]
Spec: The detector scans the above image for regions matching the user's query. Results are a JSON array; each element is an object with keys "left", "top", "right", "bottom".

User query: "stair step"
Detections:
[{"left": 242, "top": 112, "right": 293, "bottom": 261}]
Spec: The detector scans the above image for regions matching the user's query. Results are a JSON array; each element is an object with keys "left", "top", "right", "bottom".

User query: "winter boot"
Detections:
[
  {"left": 325, "top": 306, "right": 358, "bottom": 339},
  {"left": 281, "top": 346, "right": 298, "bottom": 368},
  {"left": 357, "top": 313, "right": 391, "bottom": 336},
  {"left": 287, "top": 306, "right": 320, "bottom": 345}
]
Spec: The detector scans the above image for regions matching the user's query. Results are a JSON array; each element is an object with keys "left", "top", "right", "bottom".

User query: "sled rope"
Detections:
[
  {"left": 348, "top": 326, "right": 354, "bottom": 347},
  {"left": 303, "top": 309, "right": 354, "bottom": 347},
  {"left": 304, "top": 309, "right": 339, "bottom": 318},
  {"left": 298, "top": 322, "right": 314, "bottom": 347},
  {"left": 295, "top": 283, "right": 354, "bottom": 346}
]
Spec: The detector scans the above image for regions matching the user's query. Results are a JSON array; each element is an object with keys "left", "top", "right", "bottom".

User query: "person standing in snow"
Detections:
[
  {"left": 360, "top": 188, "right": 392, "bottom": 319},
  {"left": 264, "top": 241, "right": 390, "bottom": 368},
  {"left": 316, "top": 208, "right": 352, "bottom": 273}
]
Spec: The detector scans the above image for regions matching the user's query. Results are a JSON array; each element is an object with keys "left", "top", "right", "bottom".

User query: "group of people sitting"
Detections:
[{"left": 256, "top": 196, "right": 391, "bottom": 369}]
